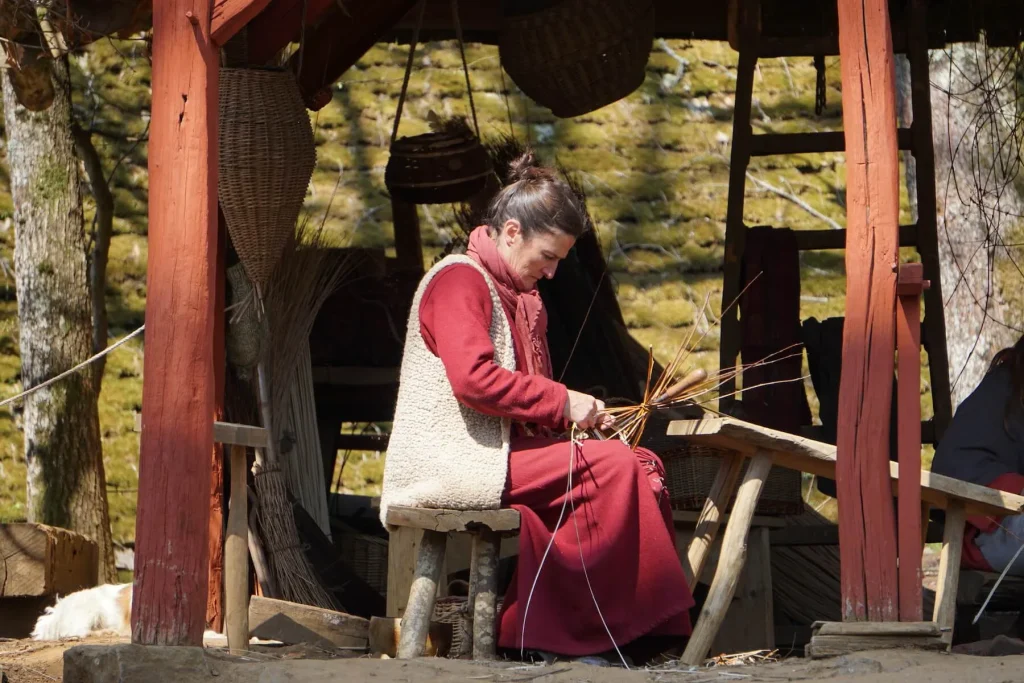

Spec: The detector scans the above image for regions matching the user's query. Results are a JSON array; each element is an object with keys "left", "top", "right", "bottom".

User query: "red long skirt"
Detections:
[{"left": 497, "top": 435, "right": 695, "bottom": 656}]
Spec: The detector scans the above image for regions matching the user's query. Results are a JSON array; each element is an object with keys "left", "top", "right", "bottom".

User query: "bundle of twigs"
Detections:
[
  {"left": 598, "top": 290, "right": 805, "bottom": 448},
  {"left": 251, "top": 217, "right": 360, "bottom": 607}
]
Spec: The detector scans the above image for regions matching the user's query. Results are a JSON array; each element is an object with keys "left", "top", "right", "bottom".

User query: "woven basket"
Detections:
[
  {"left": 385, "top": 128, "right": 492, "bottom": 205},
  {"left": 219, "top": 67, "right": 316, "bottom": 291},
  {"left": 335, "top": 532, "right": 389, "bottom": 596},
  {"left": 432, "top": 595, "right": 505, "bottom": 657},
  {"left": 661, "top": 443, "right": 804, "bottom": 516},
  {"left": 498, "top": 0, "right": 655, "bottom": 118}
]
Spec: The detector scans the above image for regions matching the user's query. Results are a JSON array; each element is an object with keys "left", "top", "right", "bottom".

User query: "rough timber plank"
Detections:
[
  {"left": 211, "top": 0, "right": 272, "bottom": 45},
  {"left": 0, "top": 523, "right": 97, "bottom": 597},
  {"left": 897, "top": 264, "right": 927, "bottom": 621},
  {"left": 665, "top": 418, "right": 1024, "bottom": 519},
  {"left": 385, "top": 506, "right": 521, "bottom": 533},
  {"left": 806, "top": 634, "right": 946, "bottom": 658},
  {"left": 835, "top": 0, "right": 902, "bottom": 622},
  {"left": 248, "top": 596, "right": 368, "bottom": 649},
  {"left": 134, "top": 0, "right": 218, "bottom": 646},
  {"left": 812, "top": 621, "right": 940, "bottom": 637}
]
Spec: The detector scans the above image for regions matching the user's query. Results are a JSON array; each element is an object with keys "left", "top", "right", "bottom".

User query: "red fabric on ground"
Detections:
[{"left": 498, "top": 436, "right": 694, "bottom": 656}]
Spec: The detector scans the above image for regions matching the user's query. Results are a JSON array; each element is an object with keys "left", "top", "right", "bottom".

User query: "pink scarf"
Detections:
[{"left": 466, "top": 225, "right": 553, "bottom": 378}]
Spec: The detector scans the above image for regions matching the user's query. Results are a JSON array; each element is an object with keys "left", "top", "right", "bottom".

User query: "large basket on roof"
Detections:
[{"left": 498, "top": 0, "right": 655, "bottom": 118}]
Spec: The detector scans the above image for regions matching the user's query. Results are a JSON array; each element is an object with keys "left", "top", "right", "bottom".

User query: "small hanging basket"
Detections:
[
  {"left": 385, "top": 124, "right": 492, "bottom": 205},
  {"left": 219, "top": 67, "right": 316, "bottom": 292},
  {"left": 498, "top": 0, "right": 655, "bottom": 118}
]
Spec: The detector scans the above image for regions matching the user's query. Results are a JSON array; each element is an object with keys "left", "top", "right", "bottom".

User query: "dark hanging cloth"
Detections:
[{"left": 739, "top": 226, "right": 812, "bottom": 434}]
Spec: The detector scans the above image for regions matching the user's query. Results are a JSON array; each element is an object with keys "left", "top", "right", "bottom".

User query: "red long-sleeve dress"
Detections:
[{"left": 418, "top": 263, "right": 695, "bottom": 657}]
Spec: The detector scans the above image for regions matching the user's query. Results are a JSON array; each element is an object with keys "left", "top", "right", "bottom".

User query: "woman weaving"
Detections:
[{"left": 380, "top": 153, "right": 695, "bottom": 663}]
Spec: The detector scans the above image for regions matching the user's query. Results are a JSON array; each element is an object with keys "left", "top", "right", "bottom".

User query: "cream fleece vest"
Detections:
[{"left": 379, "top": 255, "right": 516, "bottom": 529}]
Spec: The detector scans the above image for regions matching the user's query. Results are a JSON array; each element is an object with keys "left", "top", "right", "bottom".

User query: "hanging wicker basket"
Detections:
[
  {"left": 385, "top": 125, "right": 492, "bottom": 205},
  {"left": 219, "top": 67, "right": 316, "bottom": 291},
  {"left": 498, "top": 0, "right": 655, "bottom": 118}
]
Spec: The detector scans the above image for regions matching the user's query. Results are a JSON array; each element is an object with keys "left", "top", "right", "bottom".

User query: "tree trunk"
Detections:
[
  {"left": 929, "top": 43, "right": 1021, "bottom": 407},
  {"left": 71, "top": 123, "right": 113, "bottom": 385},
  {"left": 2, "top": 54, "right": 117, "bottom": 583}
]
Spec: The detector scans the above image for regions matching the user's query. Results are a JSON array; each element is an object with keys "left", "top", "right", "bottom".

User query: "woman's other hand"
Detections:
[{"left": 564, "top": 389, "right": 608, "bottom": 430}]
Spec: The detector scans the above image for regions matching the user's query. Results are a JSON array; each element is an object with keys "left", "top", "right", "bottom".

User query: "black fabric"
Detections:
[{"left": 931, "top": 364, "right": 1024, "bottom": 488}]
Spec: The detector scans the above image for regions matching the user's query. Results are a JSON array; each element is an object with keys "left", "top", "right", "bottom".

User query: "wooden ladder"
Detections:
[{"left": 716, "top": 0, "right": 952, "bottom": 445}]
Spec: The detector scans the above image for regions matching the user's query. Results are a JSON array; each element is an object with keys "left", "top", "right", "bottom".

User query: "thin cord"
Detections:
[
  {"left": 0, "top": 324, "right": 145, "bottom": 409},
  {"left": 451, "top": 0, "right": 480, "bottom": 138},
  {"left": 390, "top": 0, "right": 426, "bottom": 145}
]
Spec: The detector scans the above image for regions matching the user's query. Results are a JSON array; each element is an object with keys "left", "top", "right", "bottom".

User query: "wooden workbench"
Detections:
[{"left": 667, "top": 417, "right": 1024, "bottom": 663}]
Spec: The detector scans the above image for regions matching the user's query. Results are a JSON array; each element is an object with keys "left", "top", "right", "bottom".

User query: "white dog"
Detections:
[{"left": 31, "top": 583, "right": 132, "bottom": 640}]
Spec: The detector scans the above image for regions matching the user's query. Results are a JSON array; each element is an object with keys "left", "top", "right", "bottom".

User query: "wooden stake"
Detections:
[
  {"left": 933, "top": 501, "right": 965, "bottom": 644},
  {"left": 471, "top": 529, "right": 500, "bottom": 660},
  {"left": 225, "top": 445, "right": 249, "bottom": 652},
  {"left": 685, "top": 453, "right": 744, "bottom": 586},
  {"left": 835, "top": 0, "right": 901, "bottom": 622},
  {"left": 134, "top": 0, "right": 218, "bottom": 646},
  {"left": 682, "top": 450, "right": 773, "bottom": 665}
]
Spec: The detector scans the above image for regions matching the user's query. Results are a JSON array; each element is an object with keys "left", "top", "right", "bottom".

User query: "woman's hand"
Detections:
[{"left": 564, "top": 389, "right": 613, "bottom": 430}]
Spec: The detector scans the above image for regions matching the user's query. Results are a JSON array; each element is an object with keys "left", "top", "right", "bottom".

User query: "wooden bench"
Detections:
[
  {"left": 667, "top": 416, "right": 1024, "bottom": 663},
  {"left": 385, "top": 506, "right": 521, "bottom": 659}
]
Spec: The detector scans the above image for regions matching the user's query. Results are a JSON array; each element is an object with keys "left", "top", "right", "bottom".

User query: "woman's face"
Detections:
[{"left": 496, "top": 219, "right": 575, "bottom": 289}]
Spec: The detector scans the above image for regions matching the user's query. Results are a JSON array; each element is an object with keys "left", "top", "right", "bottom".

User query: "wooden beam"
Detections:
[
  {"left": 897, "top": 263, "right": 928, "bottom": 621},
  {"left": 749, "top": 129, "right": 912, "bottom": 156},
  {"left": 835, "top": 0, "right": 901, "bottom": 622},
  {"left": 211, "top": 0, "right": 273, "bottom": 46},
  {"left": 288, "top": 0, "right": 418, "bottom": 109},
  {"left": 245, "top": 0, "right": 336, "bottom": 66},
  {"left": 134, "top": 0, "right": 219, "bottom": 646},
  {"left": 666, "top": 417, "right": 1024, "bottom": 519},
  {"left": 207, "top": 210, "right": 228, "bottom": 634}
]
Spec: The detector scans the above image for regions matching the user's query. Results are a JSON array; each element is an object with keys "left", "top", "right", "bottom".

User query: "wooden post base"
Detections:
[{"left": 806, "top": 621, "right": 947, "bottom": 658}]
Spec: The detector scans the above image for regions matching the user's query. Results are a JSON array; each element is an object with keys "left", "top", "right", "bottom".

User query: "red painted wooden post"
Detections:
[
  {"left": 133, "top": 0, "right": 219, "bottom": 646},
  {"left": 835, "top": 0, "right": 901, "bottom": 622},
  {"left": 206, "top": 212, "right": 229, "bottom": 633},
  {"left": 896, "top": 263, "right": 928, "bottom": 621}
]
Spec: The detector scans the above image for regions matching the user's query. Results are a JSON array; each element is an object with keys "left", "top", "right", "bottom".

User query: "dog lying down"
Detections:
[
  {"left": 31, "top": 583, "right": 133, "bottom": 640},
  {"left": 31, "top": 583, "right": 265, "bottom": 646}
]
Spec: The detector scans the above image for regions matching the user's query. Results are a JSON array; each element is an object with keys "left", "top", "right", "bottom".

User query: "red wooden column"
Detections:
[
  {"left": 134, "top": 0, "right": 220, "bottom": 646},
  {"left": 897, "top": 263, "right": 928, "bottom": 621},
  {"left": 835, "top": 0, "right": 901, "bottom": 622},
  {"left": 206, "top": 213, "right": 229, "bottom": 633}
]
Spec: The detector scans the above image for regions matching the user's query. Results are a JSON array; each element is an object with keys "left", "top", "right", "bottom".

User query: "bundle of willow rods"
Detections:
[{"left": 599, "top": 292, "right": 805, "bottom": 447}]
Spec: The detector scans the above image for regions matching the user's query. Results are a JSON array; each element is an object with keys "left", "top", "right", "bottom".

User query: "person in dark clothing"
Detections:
[{"left": 932, "top": 336, "right": 1024, "bottom": 575}]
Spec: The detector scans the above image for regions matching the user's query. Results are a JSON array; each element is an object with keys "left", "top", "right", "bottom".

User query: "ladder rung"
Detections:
[
  {"left": 749, "top": 130, "right": 913, "bottom": 157},
  {"left": 792, "top": 224, "right": 918, "bottom": 251},
  {"left": 800, "top": 419, "right": 936, "bottom": 445}
]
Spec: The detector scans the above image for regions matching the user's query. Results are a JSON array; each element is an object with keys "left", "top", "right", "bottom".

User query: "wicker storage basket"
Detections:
[
  {"left": 640, "top": 415, "right": 803, "bottom": 516},
  {"left": 432, "top": 595, "right": 505, "bottom": 657},
  {"left": 498, "top": 0, "right": 655, "bottom": 118},
  {"left": 661, "top": 443, "right": 803, "bottom": 516},
  {"left": 219, "top": 67, "right": 316, "bottom": 290},
  {"left": 335, "top": 532, "right": 389, "bottom": 596},
  {"left": 385, "top": 127, "right": 492, "bottom": 205}
]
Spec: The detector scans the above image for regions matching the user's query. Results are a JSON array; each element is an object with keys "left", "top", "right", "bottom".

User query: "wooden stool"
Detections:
[{"left": 386, "top": 506, "right": 520, "bottom": 660}]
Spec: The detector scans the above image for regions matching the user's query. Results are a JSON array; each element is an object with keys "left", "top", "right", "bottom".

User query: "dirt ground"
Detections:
[{"left": 5, "top": 637, "right": 1024, "bottom": 683}]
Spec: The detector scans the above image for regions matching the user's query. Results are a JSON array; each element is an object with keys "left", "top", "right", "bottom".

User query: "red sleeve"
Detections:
[
  {"left": 966, "top": 472, "right": 1024, "bottom": 533},
  {"left": 418, "top": 264, "right": 568, "bottom": 428}
]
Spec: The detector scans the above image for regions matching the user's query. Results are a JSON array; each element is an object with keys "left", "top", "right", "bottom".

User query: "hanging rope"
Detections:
[
  {"left": 390, "top": 0, "right": 427, "bottom": 145},
  {"left": 451, "top": 0, "right": 480, "bottom": 138}
]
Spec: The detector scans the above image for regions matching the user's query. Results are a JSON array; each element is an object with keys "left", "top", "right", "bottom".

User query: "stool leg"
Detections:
[
  {"left": 459, "top": 534, "right": 480, "bottom": 658},
  {"left": 471, "top": 528, "right": 500, "bottom": 660},
  {"left": 398, "top": 529, "right": 447, "bottom": 658}
]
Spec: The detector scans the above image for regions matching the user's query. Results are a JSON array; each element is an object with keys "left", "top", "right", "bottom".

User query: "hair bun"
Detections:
[{"left": 507, "top": 150, "right": 556, "bottom": 184}]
